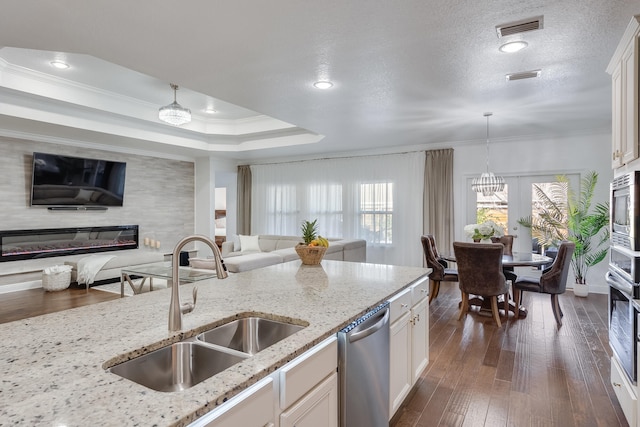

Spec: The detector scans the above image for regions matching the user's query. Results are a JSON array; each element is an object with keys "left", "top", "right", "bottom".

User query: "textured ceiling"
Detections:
[{"left": 0, "top": 0, "right": 638, "bottom": 161}]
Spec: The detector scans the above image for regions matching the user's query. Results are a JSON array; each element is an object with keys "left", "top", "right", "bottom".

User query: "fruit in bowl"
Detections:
[{"left": 297, "top": 219, "right": 328, "bottom": 265}]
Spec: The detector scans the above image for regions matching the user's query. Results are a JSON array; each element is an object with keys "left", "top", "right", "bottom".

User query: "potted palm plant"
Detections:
[{"left": 517, "top": 171, "right": 609, "bottom": 297}]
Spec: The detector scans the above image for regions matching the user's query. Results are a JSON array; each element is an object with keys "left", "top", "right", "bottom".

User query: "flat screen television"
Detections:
[{"left": 30, "top": 152, "right": 126, "bottom": 207}]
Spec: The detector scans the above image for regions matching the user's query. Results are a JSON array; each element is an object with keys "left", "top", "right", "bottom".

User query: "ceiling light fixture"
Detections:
[
  {"left": 313, "top": 81, "right": 333, "bottom": 89},
  {"left": 158, "top": 83, "right": 191, "bottom": 126},
  {"left": 204, "top": 107, "right": 217, "bottom": 114},
  {"left": 471, "top": 112, "right": 505, "bottom": 197},
  {"left": 499, "top": 40, "right": 528, "bottom": 53},
  {"left": 50, "top": 60, "right": 70, "bottom": 69}
]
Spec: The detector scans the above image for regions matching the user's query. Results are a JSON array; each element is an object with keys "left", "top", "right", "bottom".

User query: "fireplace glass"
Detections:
[{"left": 0, "top": 225, "right": 138, "bottom": 262}]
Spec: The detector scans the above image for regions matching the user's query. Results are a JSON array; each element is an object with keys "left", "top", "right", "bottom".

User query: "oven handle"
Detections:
[{"left": 606, "top": 271, "right": 634, "bottom": 295}]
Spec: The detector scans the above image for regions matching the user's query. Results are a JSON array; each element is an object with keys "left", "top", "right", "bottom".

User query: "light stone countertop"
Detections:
[{"left": 1, "top": 260, "right": 430, "bottom": 426}]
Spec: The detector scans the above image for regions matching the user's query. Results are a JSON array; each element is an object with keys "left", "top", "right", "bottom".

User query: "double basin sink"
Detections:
[{"left": 108, "top": 316, "right": 306, "bottom": 392}]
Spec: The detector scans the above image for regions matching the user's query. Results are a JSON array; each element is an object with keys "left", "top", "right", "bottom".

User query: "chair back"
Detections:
[
  {"left": 540, "top": 241, "right": 576, "bottom": 294},
  {"left": 491, "top": 235, "right": 514, "bottom": 256},
  {"left": 453, "top": 242, "right": 508, "bottom": 296},
  {"left": 421, "top": 235, "right": 444, "bottom": 280}
]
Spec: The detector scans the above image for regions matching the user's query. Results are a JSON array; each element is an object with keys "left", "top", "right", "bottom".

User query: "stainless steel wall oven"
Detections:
[{"left": 606, "top": 270, "right": 638, "bottom": 384}]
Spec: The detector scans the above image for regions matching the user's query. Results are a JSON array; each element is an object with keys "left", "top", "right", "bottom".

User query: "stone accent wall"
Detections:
[{"left": 0, "top": 137, "right": 194, "bottom": 286}]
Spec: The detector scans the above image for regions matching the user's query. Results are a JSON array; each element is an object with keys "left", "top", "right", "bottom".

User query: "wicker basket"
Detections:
[
  {"left": 42, "top": 269, "right": 71, "bottom": 292},
  {"left": 295, "top": 244, "right": 327, "bottom": 265}
]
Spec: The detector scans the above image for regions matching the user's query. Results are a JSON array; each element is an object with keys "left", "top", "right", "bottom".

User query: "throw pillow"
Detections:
[{"left": 238, "top": 235, "right": 261, "bottom": 252}]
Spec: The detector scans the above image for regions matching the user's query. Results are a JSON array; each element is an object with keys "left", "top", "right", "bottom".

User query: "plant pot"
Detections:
[{"left": 573, "top": 282, "right": 589, "bottom": 297}]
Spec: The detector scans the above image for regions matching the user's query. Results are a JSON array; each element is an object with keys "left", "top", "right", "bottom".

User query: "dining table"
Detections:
[{"left": 441, "top": 251, "right": 554, "bottom": 318}]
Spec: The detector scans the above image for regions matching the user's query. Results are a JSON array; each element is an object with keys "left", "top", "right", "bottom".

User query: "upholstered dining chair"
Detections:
[
  {"left": 512, "top": 241, "right": 575, "bottom": 327},
  {"left": 490, "top": 235, "right": 514, "bottom": 255},
  {"left": 453, "top": 241, "right": 509, "bottom": 327},
  {"left": 421, "top": 235, "right": 458, "bottom": 304}
]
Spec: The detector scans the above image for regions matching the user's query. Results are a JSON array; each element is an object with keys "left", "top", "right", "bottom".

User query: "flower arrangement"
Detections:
[{"left": 464, "top": 220, "right": 503, "bottom": 241}]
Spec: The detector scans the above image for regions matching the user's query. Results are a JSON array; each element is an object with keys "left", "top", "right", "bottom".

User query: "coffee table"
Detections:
[{"left": 120, "top": 262, "right": 217, "bottom": 297}]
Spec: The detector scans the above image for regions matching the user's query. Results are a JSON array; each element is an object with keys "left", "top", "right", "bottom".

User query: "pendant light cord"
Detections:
[{"left": 484, "top": 112, "right": 492, "bottom": 174}]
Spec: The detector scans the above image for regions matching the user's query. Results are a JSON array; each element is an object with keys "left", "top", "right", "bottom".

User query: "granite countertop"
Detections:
[{"left": 1, "top": 260, "right": 430, "bottom": 426}]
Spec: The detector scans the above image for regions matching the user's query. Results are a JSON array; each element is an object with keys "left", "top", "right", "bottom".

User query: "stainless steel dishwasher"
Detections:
[{"left": 338, "top": 301, "right": 390, "bottom": 427}]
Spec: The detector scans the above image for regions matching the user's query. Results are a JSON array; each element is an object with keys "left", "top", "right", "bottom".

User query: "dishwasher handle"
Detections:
[{"left": 349, "top": 308, "right": 389, "bottom": 343}]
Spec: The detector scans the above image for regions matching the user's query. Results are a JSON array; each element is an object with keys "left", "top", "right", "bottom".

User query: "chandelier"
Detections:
[
  {"left": 158, "top": 83, "right": 191, "bottom": 126},
  {"left": 471, "top": 112, "right": 505, "bottom": 197}
]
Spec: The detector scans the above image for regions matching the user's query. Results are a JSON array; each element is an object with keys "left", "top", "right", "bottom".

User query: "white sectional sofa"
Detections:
[{"left": 221, "top": 235, "right": 366, "bottom": 273}]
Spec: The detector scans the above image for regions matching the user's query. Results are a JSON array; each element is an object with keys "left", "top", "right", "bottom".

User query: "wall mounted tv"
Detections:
[{"left": 30, "top": 152, "right": 126, "bottom": 207}]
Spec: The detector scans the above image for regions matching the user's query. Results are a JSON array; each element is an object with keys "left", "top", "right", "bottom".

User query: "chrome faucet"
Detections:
[{"left": 169, "top": 235, "right": 228, "bottom": 332}]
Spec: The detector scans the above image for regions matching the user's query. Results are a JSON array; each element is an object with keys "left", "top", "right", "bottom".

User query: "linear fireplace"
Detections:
[{"left": 0, "top": 225, "right": 138, "bottom": 262}]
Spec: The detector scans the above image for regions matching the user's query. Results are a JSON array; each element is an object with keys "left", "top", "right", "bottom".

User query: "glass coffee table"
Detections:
[{"left": 120, "top": 262, "right": 217, "bottom": 297}]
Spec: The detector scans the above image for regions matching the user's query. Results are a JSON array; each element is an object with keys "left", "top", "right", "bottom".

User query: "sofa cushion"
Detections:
[
  {"left": 271, "top": 247, "right": 299, "bottom": 262},
  {"left": 224, "top": 252, "right": 284, "bottom": 273},
  {"left": 239, "top": 235, "right": 261, "bottom": 252}
]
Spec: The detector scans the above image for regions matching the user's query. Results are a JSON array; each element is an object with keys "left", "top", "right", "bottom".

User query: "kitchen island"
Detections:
[{"left": 1, "top": 260, "right": 429, "bottom": 426}]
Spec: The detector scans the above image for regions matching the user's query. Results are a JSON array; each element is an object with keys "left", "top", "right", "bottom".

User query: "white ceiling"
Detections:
[{"left": 0, "top": 1, "right": 638, "bottom": 162}]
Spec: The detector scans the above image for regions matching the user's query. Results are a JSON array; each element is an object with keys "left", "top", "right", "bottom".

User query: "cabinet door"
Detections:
[
  {"left": 612, "top": 60, "right": 624, "bottom": 168},
  {"left": 621, "top": 37, "right": 639, "bottom": 165},
  {"left": 389, "top": 311, "right": 412, "bottom": 418},
  {"left": 280, "top": 372, "right": 338, "bottom": 427},
  {"left": 190, "top": 377, "right": 274, "bottom": 427},
  {"left": 411, "top": 298, "right": 429, "bottom": 383}
]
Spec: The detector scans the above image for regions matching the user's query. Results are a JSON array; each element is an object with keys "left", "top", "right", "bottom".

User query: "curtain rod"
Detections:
[{"left": 240, "top": 148, "right": 450, "bottom": 167}]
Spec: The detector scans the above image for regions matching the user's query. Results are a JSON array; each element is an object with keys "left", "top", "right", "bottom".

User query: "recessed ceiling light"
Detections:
[
  {"left": 499, "top": 41, "right": 528, "bottom": 53},
  {"left": 313, "top": 81, "right": 333, "bottom": 89},
  {"left": 50, "top": 60, "right": 70, "bottom": 69},
  {"left": 204, "top": 107, "right": 217, "bottom": 114}
]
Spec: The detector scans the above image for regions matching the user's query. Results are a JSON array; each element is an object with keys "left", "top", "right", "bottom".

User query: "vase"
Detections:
[
  {"left": 573, "top": 282, "right": 589, "bottom": 297},
  {"left": 473, "top": 238, "right": 491, "bottom": 243}
]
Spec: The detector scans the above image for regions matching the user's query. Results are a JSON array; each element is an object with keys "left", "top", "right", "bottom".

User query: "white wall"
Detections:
[{"left": 453, "top": 132, "right": 613, "bottom": 294}]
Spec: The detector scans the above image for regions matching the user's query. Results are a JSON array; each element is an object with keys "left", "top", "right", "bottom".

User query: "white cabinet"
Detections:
[
  {"left": 280, "top": 372, "right": 338, "bottom": 427},
  {"left": 610, "top": 355, "right": 637, "bottom": 427},
  {"left": 388, "top": 278, "right": 430, "bottom": 419},
  {"left": 279, "top": 336, "right": 338, "bottom": 427},
  {"left": 190, "top": 336, "right": 338, "bottom": 427},
  {"left": 189, "top": 377, "right": 275, "bottom": 427},
  {"left": 608, "top": 15, "right": 639, "bottom": 169}
]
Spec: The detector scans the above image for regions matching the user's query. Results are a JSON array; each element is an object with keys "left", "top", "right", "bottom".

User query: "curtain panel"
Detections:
[
  {"left": 423, "top": 148, "right": 454, "bottom": 256},
  {"left": 251, "top": 153, "right": 425, "bottom": 266},
  {"left": 237, "top": 165, "right": 252, "bottom": 235}
]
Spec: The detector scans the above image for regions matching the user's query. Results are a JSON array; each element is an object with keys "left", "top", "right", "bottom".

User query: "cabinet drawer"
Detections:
[
  {"left": 389, "top": 287, "right": 412, "bottom": 324},
  {"left": 610, "top": 356, "right": 637, "bottom": 427},
  {"left": 280, "top": 336, "right": 337, "bottom": 409},
  {"left": 190, "top": 377, "right": 274, "bottom": 427},
  {"left": 410, "top": 277, "right": 429, "bottom": 306}
]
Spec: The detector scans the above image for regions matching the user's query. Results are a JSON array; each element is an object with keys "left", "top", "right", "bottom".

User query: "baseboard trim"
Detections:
[{"left": 0, "top": 280, "right": 42, "bottom": 294}]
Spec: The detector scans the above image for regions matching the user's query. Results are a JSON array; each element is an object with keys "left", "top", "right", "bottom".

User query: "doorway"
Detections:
[{"left": 467, "top": 173, "right": 579, "bottom": 253}]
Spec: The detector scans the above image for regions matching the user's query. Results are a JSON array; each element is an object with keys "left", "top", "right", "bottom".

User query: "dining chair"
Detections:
[
  {"left": 490, "top": 235, "right": 516, "bottom": 282},
  {"left": 421, "top": 235, "right": 458, "bottom": 304},
  {"left": 512, "top": 241, "right": 575, "bottom": 327},
  {"left": 490, "top": 235, "right": 514, "bottom": 255},
  {"left": 453, "top": 241, "right": 509, "bottom": 327}
]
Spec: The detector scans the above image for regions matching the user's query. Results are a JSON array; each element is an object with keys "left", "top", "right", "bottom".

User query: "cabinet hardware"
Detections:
[{"left": 613, "top": 382, "right": 622, "bottom": 387}]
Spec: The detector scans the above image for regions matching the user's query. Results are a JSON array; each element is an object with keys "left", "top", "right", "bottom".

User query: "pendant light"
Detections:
[
  {"left": 471, "top": 112, "right": 505, "bottom": 196},
  {"left": 158, "top": 83, "right": 191, "bottom": 126}
]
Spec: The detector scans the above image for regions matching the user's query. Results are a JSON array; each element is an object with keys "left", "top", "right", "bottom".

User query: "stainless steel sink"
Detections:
[
  {"left": 197, "top": 317, "right": 305, "bottom": 355},
  {"left": 108, "top": 341, "right": 247, "bottom": 392}
]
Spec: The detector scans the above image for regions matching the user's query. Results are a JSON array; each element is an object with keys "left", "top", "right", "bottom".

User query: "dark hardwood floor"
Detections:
[
  {"left": 0, "top": 286, "right": 119, "bottom": 324},
  {"left": 0, "top": 280, "right": 627, "bottom": 426},
  {"left": 391, "top": 283, "right": 628, "bottom": 427}
]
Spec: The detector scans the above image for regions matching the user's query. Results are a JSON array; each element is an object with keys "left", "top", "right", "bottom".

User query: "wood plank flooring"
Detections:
[
  {"left": 0, "top": 281, "right": 628, "bottom": 426},
  {"left": 391, "top": 283, "right": 628, "bottom": 427},
  {"left": 0, "top": 286, "right": 119, "bottom": 324}
]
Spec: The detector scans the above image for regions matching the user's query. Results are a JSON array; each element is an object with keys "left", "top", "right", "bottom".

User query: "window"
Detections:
[{"left": 359, "top": 182, "right": 393, "bottom": 244}]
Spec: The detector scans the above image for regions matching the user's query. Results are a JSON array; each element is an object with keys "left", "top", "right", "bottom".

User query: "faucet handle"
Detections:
[{"left": 180, "top": 286, "right": 198, "bottom": 315}]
